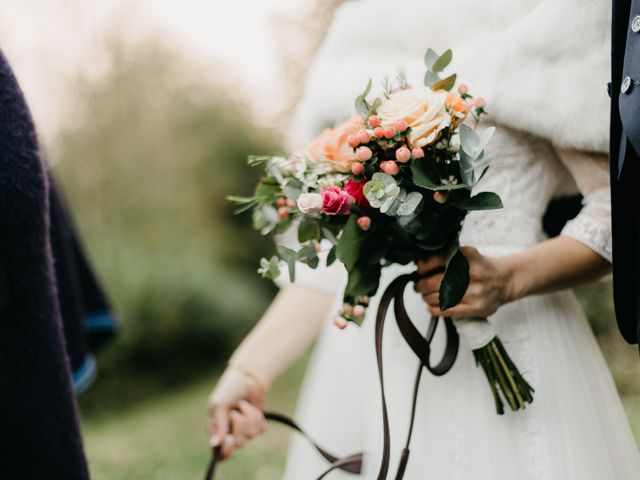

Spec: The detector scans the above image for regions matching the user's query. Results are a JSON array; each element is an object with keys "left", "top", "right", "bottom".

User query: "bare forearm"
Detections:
[
  {"left": 229, "top": 284, "right": 335, "bottom": 388},
  {"left": 498, "top": 235, "right": 611, "bottom": 303}
]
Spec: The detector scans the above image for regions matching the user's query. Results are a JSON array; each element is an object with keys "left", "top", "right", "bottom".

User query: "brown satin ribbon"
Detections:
[{"left": 204, "top": 269, "right": 459, "bottom": 480}]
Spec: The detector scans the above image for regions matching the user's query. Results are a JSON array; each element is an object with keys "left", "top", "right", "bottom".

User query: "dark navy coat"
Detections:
[
  {"left": 611, "top": 0, "right": 640, "bottom": 345},
  {"left": 0, "top": 51, "right": 90, "bottom": 478}
]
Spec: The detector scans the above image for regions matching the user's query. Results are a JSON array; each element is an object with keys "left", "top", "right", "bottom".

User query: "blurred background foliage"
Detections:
[
  {"left": 40, "top": 21, "right": 639, "bottom": 480},
  {"left": 53, "top": 39, "right": 280, "bottom": 414}
]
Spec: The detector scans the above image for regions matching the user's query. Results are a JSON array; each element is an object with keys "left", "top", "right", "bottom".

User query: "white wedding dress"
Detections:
[{"left": 279, "top": 1, "right": 640, "bottom": 478}]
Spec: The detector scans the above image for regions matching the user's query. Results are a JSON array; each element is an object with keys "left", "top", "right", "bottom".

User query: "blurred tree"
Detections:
[{"left": 52, "top": 37, "right": 281, "bottom": 410}]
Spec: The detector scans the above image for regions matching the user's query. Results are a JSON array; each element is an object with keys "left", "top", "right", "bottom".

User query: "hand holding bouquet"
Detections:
[{"left": 230, "top": 48, "right": 533, "bottom": 415}]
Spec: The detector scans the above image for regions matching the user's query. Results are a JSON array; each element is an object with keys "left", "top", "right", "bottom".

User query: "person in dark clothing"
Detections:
[
  {"left": 49, "top": 176, "right": 117, "bottom": 393},
  {"left": 0, "top": 50, "right": 90, "bottom": 479},
  {"left": 610, "top": 0, "right": 640, "bottom": 347}
]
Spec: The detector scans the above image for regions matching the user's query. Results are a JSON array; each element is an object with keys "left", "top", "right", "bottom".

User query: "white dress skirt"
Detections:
[{"left": 282, "top": 128, "right": 640, "bottom": 479}]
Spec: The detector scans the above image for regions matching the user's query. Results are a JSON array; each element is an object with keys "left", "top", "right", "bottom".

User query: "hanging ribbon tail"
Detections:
[{"left": 374, "top": 271, "right": 460, "bottom": 480}]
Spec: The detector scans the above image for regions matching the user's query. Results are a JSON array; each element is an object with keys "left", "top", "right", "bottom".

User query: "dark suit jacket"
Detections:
[
  {"left": 611, "top": 0, "right": 640, "bottom": 345},
  {"left": 0, "top": 51, "right": 90, "bottom": 478}
]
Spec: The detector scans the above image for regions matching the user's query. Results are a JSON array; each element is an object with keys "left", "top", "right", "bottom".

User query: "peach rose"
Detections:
[
  {"left": 377, "top": 87, "right": 451, "bottom": 148},
  {"left": 443, "top": 91, "right": 471, "bottom": 127},
  {"left": 306, "top": 115, "right": 365, "bottom": 173}
]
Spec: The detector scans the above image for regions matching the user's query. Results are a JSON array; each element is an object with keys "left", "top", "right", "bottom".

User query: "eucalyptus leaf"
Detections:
[
  {"left": 282, "top": 179, "right": 303, "bottom": 200},
  {"left": 424, "top": 71, "right": 440, "bottom": 88},
  {"left": 431, "top": 73, "right": 457, "bottom": 91},
  {"left": 439, "top": 249, "right": 470, "bottom": 310},
  {"left": 396, "top": 191, "right": 423, "bottom": 216},
  {"left": 253, "top": 205, "right": 279, "bottom": 235},
  {"left": 424, "top": 48, "right": 439, "bottom": 69},
  {"left": 432, "top": 49, "right": 453, "bottom": 73}
]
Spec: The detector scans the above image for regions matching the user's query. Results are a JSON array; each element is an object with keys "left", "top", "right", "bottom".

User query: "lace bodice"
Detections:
[{"left": 459, "top": 127, "right": 612, "bottom": 262}]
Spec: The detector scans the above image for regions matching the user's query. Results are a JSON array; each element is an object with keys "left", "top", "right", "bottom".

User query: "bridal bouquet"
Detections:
[{"left": 230, "top": 48, "right": 533, "bottom": 414}]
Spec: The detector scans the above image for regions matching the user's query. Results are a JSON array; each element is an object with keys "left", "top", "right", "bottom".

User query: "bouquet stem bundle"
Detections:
[{"left": 473, "top": 337, "right": 534, "bottom": 414}]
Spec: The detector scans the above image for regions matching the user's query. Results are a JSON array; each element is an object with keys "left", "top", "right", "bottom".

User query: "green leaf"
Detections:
[
  {"left": 431, "top": 73, "right": 457, "bottom": 91},
  {"left": 258, "top": 256, "right": 281, "bottom": 280},
  {"left": 451, "top": 192, "right": 503, "bottom": 211},
  {"left": 336, "top": 215, "right": 362, "bottom": 271},
  {"left": 411, "top": 160, "right": 467, "bottom": 191},
  {"left": 432, "top": 49, "right": 452, "bottom": 73},
  {"left": 424, "top": 71, "right": 440, "bottom": 88},
  {"left": 298, "top": 243, "right": 319, "bottom": 269},
  {"left": 322, "top": 227, "right": 339, "bottom": 245},
  {"left": 439, "top": 249, "right": 470, "bottom": 310},
  {"left": 282, "top": 179, "right": 303, "bottom": 200},
  {"left": 276, "top": 245, "right": 297, "bottom": 282},
  {"left": 326, "top": 245, "right": 337, "bottom": 266},
  {"left": 298, "top": 218, "right": 321, "bottom": 243},
  {"left": 344, "top": 266, "right": 381, "bottom": 305},
  {"left": 424, "top": 48, "right": 439, "bottom": 69},
  {"left": 355, "top": 79, "right": 373, "bottom": 119}
]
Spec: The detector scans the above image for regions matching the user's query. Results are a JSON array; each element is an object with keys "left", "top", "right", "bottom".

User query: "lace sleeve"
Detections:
[{"left": 557, "top": 150, "right": 612, "bottom": 262}]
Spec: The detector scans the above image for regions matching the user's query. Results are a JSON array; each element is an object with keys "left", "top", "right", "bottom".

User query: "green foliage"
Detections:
[
  {"left": 439, "top": 249, "right": 470, "bottom": 310},
  {"left": 52, "top": 39, "right": 280, "bottom": 406}
]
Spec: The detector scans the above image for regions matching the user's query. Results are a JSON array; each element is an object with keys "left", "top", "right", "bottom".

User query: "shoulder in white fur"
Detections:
[{"left": 292, "top": 0, "right": 611, "bottom": 153}]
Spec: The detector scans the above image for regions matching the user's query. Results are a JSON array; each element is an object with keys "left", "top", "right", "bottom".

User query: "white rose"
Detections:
[
  {"left": 297, "top": 193, "right": 324, "bottom": 214},
  {"left": 377, "top": 87, "right": 452, "bottom": 148}
]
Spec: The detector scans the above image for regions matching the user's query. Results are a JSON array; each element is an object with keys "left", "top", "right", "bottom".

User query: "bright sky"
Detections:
[{"left": 0, "top": 0, "right": 306, "bottom": 142}]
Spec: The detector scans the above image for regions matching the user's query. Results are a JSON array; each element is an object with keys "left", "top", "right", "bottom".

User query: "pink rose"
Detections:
[
  {"left": 322, "top": 186, "right": 353, "bottom": 215},
  {"left": 344, "top": 179, "right": 370, "bottom": 208}
]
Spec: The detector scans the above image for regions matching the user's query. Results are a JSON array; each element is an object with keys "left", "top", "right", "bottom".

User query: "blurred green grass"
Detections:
[{"left": 82, "top": 357, "right": 309, "bottom": 480}]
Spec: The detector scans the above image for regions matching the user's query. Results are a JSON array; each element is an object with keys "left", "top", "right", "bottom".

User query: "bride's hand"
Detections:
[
  {"left": 415, "top": 246, "right": 515, "bottom": 318},
  {"left": 207, "top": 366, "right": 268, "bottom": 459}
]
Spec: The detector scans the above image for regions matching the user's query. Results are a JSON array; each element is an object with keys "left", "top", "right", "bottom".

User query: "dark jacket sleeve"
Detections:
[{"left": 0, "top": 50, "right": 90, "bottom": 479}]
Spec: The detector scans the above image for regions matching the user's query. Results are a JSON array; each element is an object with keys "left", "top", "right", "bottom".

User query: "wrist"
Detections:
[
  {"left": 495, "top": 255, "right": 526, "bottom": 304},
  {"left": 227, "top": 359, "right": 271, "bottom": 394}
]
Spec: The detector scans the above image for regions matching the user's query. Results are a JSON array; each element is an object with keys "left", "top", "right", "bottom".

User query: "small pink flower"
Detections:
[
  {"left": 278, "top": 207, "right": 289, "bottom": 219},
  {"left": 351, "top": 162, "right": 365, "bottom": 176},
  {"left": 334, "top": 317, "right": 348, "bottom": 329},
  {"left": 276, "top": 198, "right": 286, "bottom": 207},
  {"left": 286, "top": 198, "right": 296, "bottom": 208},
  {"left": 357, "top": 130, "right": 371, "bottom": 144},
  {"left": 357, "top": 146, "right": 373, "bottom": 161},
  {"left": 393, "top": 120, "right": 408, "bottom": 133},
  {"left": 433, "top": 191, "right": 449, "bottom": 204},
  {"left": 474, "top": 97, "right": 486, "bottom": 108},
  {"left": 395, "top": 147, "right": 411, "bottom": 163},
  {"left": 384, "top": 127, "right": 397, "bottom": 139},
  {"left": 411, "top": 147, "right": 425, "bottom": 159},
  {"left": 457, "top": 84, "right": 468, "bottom": 95},
  {"left": 373, "top": 127, "right": 385, "bottom": 138},
  {"left": 380, "top": 160, "right": 399, "bottom": 176},
  {"left": 322, "top": 186, "right": 353, "bottom": 215},
  {"left": 342, "top": 303, "right": 353, "bottom": 315},
  {"left": 347, "top": 135, "right": 360, "bottom": 148},
  {"left": 368, "top": 115, "right": 381, "bottom": 128},
  {"left": 353, "top": 305, "right": 366, "bottom": 318},
  {"left": 357, "top": 216, "right": 372, "bottom": 231}
]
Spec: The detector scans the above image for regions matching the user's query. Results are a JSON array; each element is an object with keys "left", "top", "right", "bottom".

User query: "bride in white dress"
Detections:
[{"left": 207, "top": 0, "right": 640, "bottom": 478}]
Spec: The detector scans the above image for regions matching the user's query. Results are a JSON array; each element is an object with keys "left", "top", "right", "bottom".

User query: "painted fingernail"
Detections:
[
  {"left": 209, "top": 435, "right": 221, "bottom": 448},
  {"left": 224, "top": 434, "right": 235, "bottom": 447}
]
